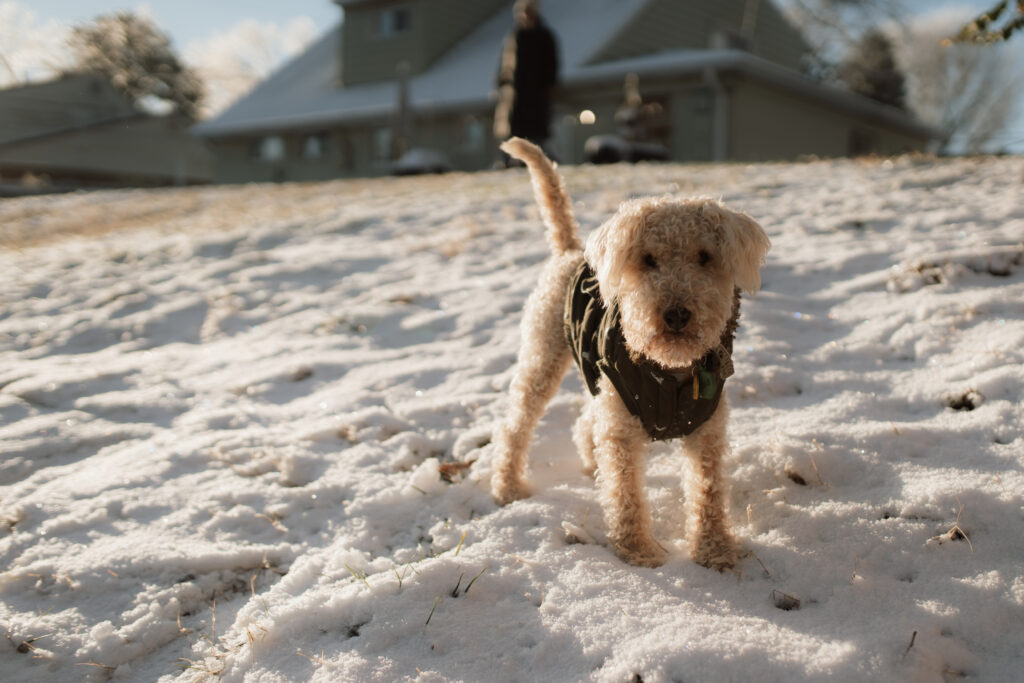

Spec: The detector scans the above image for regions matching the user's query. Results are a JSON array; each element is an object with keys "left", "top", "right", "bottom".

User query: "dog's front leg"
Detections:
[
  {"left": 683, "top": 399, "right": 739, "bottom": 570},
  {"left": 592, "top": 377, "right": 667, "bottom": 567}
]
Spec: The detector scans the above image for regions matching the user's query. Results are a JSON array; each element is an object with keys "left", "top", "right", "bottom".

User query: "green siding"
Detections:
[
  {"left": 341, "top": 2, "right": 425, "bottom": 85},
  {"left": 729, "top": 80, "right": 924, "bottom": 160},
  {"left": 1, "top": 75, "right": 210, "bottom": 185},
  {"left": 555, "top": 74, "right": 715, "bottom": 165},
  {"left": 557, "top": 97, "right": 621, "bottom": 165},
  {"left": 592, "top": 0, "right": 809, "bottom": 71},
  {"left": 0, "top": 116, "right": 211, "bottom": 184},
  {"left": 421, "top": 0, "right": 508, "bottom": 66},
  {"left": 341, "top": 0, "right": 505, "bottom": 86},
  {"left": 0, "top": 76, "right": 135, "bottom": 145},
  {"left": 669, "top": 87, "right": 715, "bottom": 161},
  {"left": 208, "top": 109, "right": 495, "bottom": 184}
]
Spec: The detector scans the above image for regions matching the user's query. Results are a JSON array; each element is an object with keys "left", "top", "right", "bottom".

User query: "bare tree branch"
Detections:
[
  {"left": 67, "top": 12, "right": 204, "bottom": 121},
  {"left": 952, "top": 1, "right": 1024, "bottom": 43},
  {"left": 897, "top": 11, "right": 1022, "bottom": 153}
]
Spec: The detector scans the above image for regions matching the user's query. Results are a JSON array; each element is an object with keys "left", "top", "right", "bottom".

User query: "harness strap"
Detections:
[{"left": 563, "top": 261, "right": 740, "bottom": 440}]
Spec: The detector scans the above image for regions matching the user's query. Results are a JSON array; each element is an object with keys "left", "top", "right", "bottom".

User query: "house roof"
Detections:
[
  {"left": 194, "top": 0, "right": 649, "bottom": 137},
  {"left": 568, "top": 49, "right": 943, "bottom": 141},
  {"left": 194, "top": 0, "right": 940, "bottom": 142}
]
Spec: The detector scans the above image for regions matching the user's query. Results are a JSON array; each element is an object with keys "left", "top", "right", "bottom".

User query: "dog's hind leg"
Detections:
[
  {"left": 492, "top": 254, "right": 579, "bottom": 505},
  {"left": 683, "top": 399, "right": 739, "bottom": 570},
  {"left": 592, "top": 377, "right": 667, "bottom": 567},
  {"left": 492, "top": 136, "right": 582, "bottom": 505},
  {"left": 572, "top": 398, "right": 597, "bottom": 477}
]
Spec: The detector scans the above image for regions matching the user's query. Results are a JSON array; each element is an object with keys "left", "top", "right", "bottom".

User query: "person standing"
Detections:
[{"left": 494, "top": 0, "right": 559, "bottom": 154}]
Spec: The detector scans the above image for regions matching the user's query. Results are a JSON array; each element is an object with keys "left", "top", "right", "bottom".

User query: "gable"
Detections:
[
  {"left": 339, "top": 0, "right": 507, "bottom": 86},
  {"left": 591, "top": 0, "right": 809, "bottom": 71}
]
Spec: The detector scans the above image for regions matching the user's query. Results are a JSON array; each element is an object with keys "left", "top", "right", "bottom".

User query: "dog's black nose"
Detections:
[{"left": 663, "top": 307, "right": 691, "bottom": 331}]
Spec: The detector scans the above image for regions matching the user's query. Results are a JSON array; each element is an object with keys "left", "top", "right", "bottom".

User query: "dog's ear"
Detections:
[
  {"left": 719, "top": 209, "right": 770, "bottom": 293},
  {"left": 584, "top": 201, "right": 647, "bottom": 302}
]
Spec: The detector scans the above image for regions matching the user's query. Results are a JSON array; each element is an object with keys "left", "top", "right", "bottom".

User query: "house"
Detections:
[
  {"left": 194, "top": 0, "right": 941, "bottom": 182},
  {"left": 0, "top": 74, "right": 212, "bottom": 193}
]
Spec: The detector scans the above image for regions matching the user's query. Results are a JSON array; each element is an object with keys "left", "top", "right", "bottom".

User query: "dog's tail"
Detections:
[{"left": 500, "top": 137, "right": 581, "bottom": 253}]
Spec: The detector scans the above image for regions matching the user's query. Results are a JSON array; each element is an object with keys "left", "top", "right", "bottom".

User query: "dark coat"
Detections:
[
  {"left": 563, "top": 262, "right": 740, "bottom": 440},
  {"left": 497, "top": 21, "right": 558, "bottom": 143}
]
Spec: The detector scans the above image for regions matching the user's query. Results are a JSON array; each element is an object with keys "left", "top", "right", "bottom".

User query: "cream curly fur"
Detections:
[{"left": 492, "top": 137, "right": 770, "bottom": 569}]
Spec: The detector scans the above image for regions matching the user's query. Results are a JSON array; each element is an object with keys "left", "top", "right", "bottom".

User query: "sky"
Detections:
[
  {"left": 17, "top": 0, "right": 1001, "bottom": 44},
  {"left": 0, "top": 1, "right": 342, "bottom": 116},
  {"left": 15, "top": 1, "right": 1005, "bottom": 58},
  {"left": 23, "top": 1, "right": 341, "bottom": 51}
]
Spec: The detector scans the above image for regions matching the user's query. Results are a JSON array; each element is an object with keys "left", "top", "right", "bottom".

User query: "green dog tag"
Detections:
[{"left": 697, "top": 364, "right": 717, "bottom": 399}]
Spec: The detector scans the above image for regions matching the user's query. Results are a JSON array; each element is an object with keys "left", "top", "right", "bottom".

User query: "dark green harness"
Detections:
[{"left": 563, "top": 261, "right": 740, "bottom": 440}]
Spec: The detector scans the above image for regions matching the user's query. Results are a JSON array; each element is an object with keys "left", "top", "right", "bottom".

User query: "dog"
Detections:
[{"left": 491, "top": 137, "right": 770, "bottom": 569}]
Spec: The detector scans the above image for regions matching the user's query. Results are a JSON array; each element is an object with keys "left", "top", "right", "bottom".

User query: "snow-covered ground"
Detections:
[{"left": 1, "top": 156, "right": 1022, "bottom": 682}]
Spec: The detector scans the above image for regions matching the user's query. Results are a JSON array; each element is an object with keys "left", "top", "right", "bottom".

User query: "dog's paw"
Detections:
[
  {"left": 492, "top": 476, "right": 531, "bottom": 506},
  {"left": 692, "top": 533, "right": 740, "bottom": 572},
  {"left": 615, "top": 537, "right": 669, "bottom": 568},
  {"left": 695, "top": 550, "right": 739, "bottom": 572}
]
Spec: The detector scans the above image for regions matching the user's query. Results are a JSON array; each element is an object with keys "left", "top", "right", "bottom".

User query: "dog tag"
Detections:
[{"left": 698, "top": 365, "right": 717, "bottom": 399}]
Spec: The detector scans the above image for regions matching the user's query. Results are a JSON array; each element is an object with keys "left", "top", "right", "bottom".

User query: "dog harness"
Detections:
[{"left": 563, "top": 261, "right": 740, "bottom": 440}]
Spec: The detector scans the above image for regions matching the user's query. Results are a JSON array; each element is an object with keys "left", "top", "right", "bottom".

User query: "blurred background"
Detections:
[{"left": 1, "top": 0, "right": 1022, "bottom": 192}]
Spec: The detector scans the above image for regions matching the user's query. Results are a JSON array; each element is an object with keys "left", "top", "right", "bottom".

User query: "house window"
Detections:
[
  {"left": 373, "top": 127, "right": 393, "bottom": 161},
  {"left": 709, "top": 30, "right": 751, "bottom": 52},
  {"left": 302, "top": 133, "right": 329, "bottom": 160},
  {"left": 334, "top": 132, "right": 353, "bottom": 170},
  {"left": 377, "top": 7, "right": 411, "bottom": 36},
  {"left": 848, "top": 128, "right": 878, "bottom": 156},
  {"left": 693, "top": 89, "right": 713, "bottom": 115},
  {"left": 257, "top": 136, "right": 285, "bottom": 162},
  {"left": 463, "top": 117, "right": 485, "bottom": 150}
]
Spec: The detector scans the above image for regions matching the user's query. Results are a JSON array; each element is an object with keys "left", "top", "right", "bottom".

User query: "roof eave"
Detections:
[
  {"left": 195, "top": 50, "right": 943, "bottom": 144},
  {"left": 194, "top": 95, "right": 495, "bottom": 139},
  {"left": 722, "top": 52, "right": 944, "bottom": 142},
  {"left": 0, "top": 112, "right": 150, "bottom": 148},
  {"left": 566, "top": 50, "right": 943, "bottom": 142}
]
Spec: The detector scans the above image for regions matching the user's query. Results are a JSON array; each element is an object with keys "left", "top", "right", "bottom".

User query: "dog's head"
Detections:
[{"left": 584, "top": 196, "right": 770, "bottom": 369}]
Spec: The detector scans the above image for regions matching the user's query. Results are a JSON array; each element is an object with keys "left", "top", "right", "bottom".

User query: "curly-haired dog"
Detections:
[{"left": 491, "top": 137, "right": 770, "bottom": 569}]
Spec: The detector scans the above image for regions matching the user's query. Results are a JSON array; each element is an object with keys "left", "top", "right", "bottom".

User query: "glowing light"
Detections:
[{"left": 579, "top": 110, "right": 596, "bottom": 125}]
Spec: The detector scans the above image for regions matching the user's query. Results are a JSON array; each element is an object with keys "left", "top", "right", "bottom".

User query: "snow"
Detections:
[{"left": 2, "top": 155, "right": 1023, "bottom": 682}]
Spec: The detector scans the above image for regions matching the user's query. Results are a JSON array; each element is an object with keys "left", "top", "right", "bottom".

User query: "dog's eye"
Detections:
[
  {"left": 698, "top": 250, "right": 712, "bottom": 267},
  {"left": 643, "top": 253, "right": 658, "bottom": 269}
]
